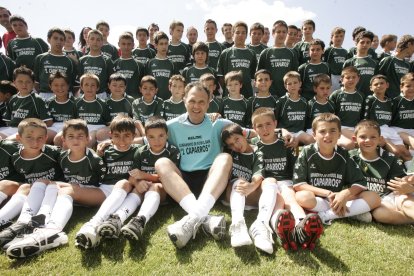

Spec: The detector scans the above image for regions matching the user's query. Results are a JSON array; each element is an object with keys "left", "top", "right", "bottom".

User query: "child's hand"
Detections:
[
  {"left": 136, "top": 180, "right": 151, "bottom": 193},
  {"left": 235, "top": 179, "right": 256, "bottom": 196},
  {"left": 388, "top": 177, "right": 414, "bottom": 195},
  {"left": 281, "top": 130, "right": 297, "bottom": 149},
  {"left": 329, "top": 191, "right": 349, "bottom": 217},
  {"left": 97, "top": 140, "right": 112, "bottom": 156},
  {"left": 207, "top": 112, "right": 221, "bottom": 122},
  {"left": 129, "top": 169, "right": 145, "bottom": 180}
]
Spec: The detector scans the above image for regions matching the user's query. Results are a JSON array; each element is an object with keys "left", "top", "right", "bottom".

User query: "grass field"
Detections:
[{"left": 0, "top": 204, "right": 413, "bottom": 275}]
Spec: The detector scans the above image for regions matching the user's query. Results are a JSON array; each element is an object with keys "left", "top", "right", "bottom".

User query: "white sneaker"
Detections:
[
  {"left": 75, "top": 222, "right": 100, "bottom": 249},
  {"left": 201, "top": 215, "right": 226, "bottom": 240},
  {"left": 167, "top": 214, "right": 201, "bottom": 249},
  {"left": 6, "top": 228, "right": 68, "bottom": 259},
  {"left": 249, "top": 220, "right": 274, "bottom": 254},
  {"left": 350, "top": 212, "right": 372, "bottom": 223},
  {"left": 229, "top": 219, "right": 252, "bottom": 247}
]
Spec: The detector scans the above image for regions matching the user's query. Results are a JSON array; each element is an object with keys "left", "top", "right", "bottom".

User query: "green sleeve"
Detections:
[
  {"left": 36, "top": 38, "right": 49, "bottom": 53},
  {"left": 363, "top": 96, "right": 374, "bottom": 120},
  {"left": 293, "top": 148, "right": 308, "bottom": 185},
  {"left": 36, "top": 97, "right": 52, "bottom": 121},
  {"left": 169, "top": 146, "right": 181, "bottom": 167},
  {"left": 250, "top": 52, "right": 258, "bottom": 79},
  {"left": 154, "top": 99, "right": 163, "bottom": 116},
  {"left": 345, "top": 154, "right": 367, "bottom": 188},
  {"left": 298, "top": 63, "right": 306, "bottom": 83},
  {"left": 388, "top": 156, "right": 406, "bottom": 180},
  {"left": 33, "top": 55, "right": 41, "bottom": 82},
  {"left": 132, "top": 147, "right": 142, "bottom": 169},
  {"left": 257, "top": 48, "right": 268, "bottom": 70},
  {"left": 132, "top": 101, "right": 140, "bottom": 121},
  {"left": 252, "top": 150, "right": 265, "bottom": 178}
]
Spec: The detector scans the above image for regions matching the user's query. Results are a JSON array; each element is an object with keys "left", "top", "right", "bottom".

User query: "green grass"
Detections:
[{"left": 0, "top": 204, "right": 413, "bottom": 275}]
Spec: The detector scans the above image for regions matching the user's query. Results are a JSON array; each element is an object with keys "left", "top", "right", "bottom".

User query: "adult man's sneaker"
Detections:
[
  {"left": 0, "top": 220, "right": 12, "bottom": 232},
  {"left": 6, "top": 228, "right": 68, "bottom": 259},
  {"left": 350, "top": 212, "right": 372, "bottom": 223},
  {"left": 229, "top": 219, "right": 252, "bottom": 247},
  {"left": 75, "top": 222, "right": 100, "bottom": 249},
  {"left": 166, "top": 214, "right": 201, "bottom": 249},
  {"left": 249, "top": 220, "right": 274, "bottom": 254},
  {"left": 121, "top": 216, "right": 146, "bottom": 241},
  {"left": 272, "top": 209, "right": 296, "bottom": 251},
  {"left": 294, "top": 213, "right": 323, "bottom": 251},
  {"left": 97, "top": 214, "right": 122, "bottom": 239},
  {"left": 201, "top": 215, "right": 226, "bottom": 240}
]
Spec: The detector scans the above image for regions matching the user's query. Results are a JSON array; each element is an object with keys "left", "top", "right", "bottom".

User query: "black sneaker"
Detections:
[
  {"left": 293, "top": 213, "right": 323, "bottom": 251},
  {"left": 121, "top": 216, "right": 146, "bottom": 241},
  {"left": 97, "top": 214, "right": 122, "bottom": 239}
]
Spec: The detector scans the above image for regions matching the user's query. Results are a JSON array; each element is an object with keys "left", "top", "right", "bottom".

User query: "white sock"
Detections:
[
  {"left": 320, "top": 199, "right": 371, "bottom": 221},
  {"left": 0, "top": 194, "right": 26, "bottom": 223},
  {"left": 257, "top": 182, "right": 278, "bottom": 223},
  {"left": 46, "top": 194, "right": 73, "bottom": 230},
  {"left": 179, "top": 193, "right": 197, "bottom": 214},
  {"left": 310, "top": 197, "right": 331, "bottom": 212},
  {"left": 17, "top": 181, "right": 47, "bottom": 223},
  {"left": 115, "top": 193, "right": 141, "bottom": 223},
  {"left": 193, "top": 192, "right": 215, "bottom": 218},
  {"left": 36, "top": 184, "right": 58, "bottom": 224},
  {"left": 89, "top": 188, "right": 127, "bottom": 225},
  {"left": 137, "top": 191, "right": 160, "bottom": 222},
  {"left": 404, "top": 159, "right": 413, "bottom": 171},
  {"left": 230, "top": 187, "right": 245, "bottom": 224},
  {"left": 0, "top": 191, "right": 7, "bottom": 205},
  {"left": 290, "top": 205, "right": 306, "bottom": 226}
]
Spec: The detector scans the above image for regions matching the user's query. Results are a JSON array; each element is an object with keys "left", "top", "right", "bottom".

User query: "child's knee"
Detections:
[
  {"left": 401, "top": 198, "right": 414, "bottom": 215},
  {"left": 360, "top": 191, "right": 381, "bottom": 208},
  {"left": 17, "top": 184, "right": 31, "bottom": 195},
  {"left": 154, "top": 157, "right": 174, "bottom": 174},
  {"left": 114, "top": 179, "right": 132, "bottom": 191},
  {"left": 295, "top": 190, "right": 315, "bottom": 206},
  {"left": 148, "top": 183, "right": 163, "bottom": 193}
]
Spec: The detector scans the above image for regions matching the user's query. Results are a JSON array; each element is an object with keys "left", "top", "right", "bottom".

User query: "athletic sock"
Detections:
[
  {"left": 36, "top": 184, "right": 58, "bottom": 224},
  {"left": 89, "top": 188, "right": 127, "bottom": 225},
  {"left": 179, "top": 193, "right": 197, "bottom": 214},
  {"left": 137, "top": 191, "right": 160, "bottom": 223},
  {"left": 319, "top": 199, "right": 371, "bottom": 221},
  {"left": 115, "top": 193, "right": 141, "bottom": 224},
  {"left": 192, "top": 192, "right": 215, "bottom": 219},
  {"left": 0, "top": 193, "right": 26, "bottom": 223},
  {"left": 17, "top": 181, "right": 47, "bottom": 223},
  {"left": 257, "top": 182, "right": 278, "bottom": 223},
  {"left": 0, "top": 191, "right": 7, "bottom": 205},
  {"left": 310, "top": 197, "right": 331, "bottom": 212},
  {"left": 230, "top": 187, "right": 245, "bottom": 224},
  {"left": 290, "top": 204, "right": 306, "bottom": 226},
  {"left": 46, "top": 194, "right": 73, "bottom": 230}
]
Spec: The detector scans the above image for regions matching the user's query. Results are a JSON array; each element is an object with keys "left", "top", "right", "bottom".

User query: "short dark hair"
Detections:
[
  {"left": 272, "top": 20, "right": 288, "bottom": 33},
  {"left": 109, "top": 72, "right": 127, "bottom": 85},
  {"left": 13, "top": 66, "right": 34, "bottom": 82},
  {"left": 396, "top": 35, "right": 414, "bottom": 52},
  {"left": 233, "top": 21, "right": 248, "bottom": 33},
  {"left": 10, "top": 15, "right": 27, "bottom": 27},
  {"left": 154, "top": 31, "right": 169, "bottom": 44},
  {"left": 184, "top": 81, "right": 209, "bottom": 99},
  {"left": 192, "top": 41, "right": 209, "bottom": 57},
  {"left": 136, "top": 27, "right": 149, "bottom": 37},
  {"left": 250, "top": 22, "right": 264, "bottom": 34},
  {"left": 380, "top": 34, "right": 397, "bottom": 48},
  {"left": 47, "top": 27, "right": 65, "bottom": 40},
  {"left": 118, "top": 32, "right": 134, "bottom": 43},
  {"left": 0, "top": 80, "right": 17, "bottom": 95},
  {"left": 63, "top": 119, "right": 88, "bottom": 137},
  {"left": 225, "top": 71, "right": 243, "bottom": 85},
  {"left": 18, "top": 118, "right": 47, "bottom": 136},
  {"left": 63, "top": 29, "right": 76, "bottom": 40},
  {"left": 309, "top": 38, "right": 325, "bottom": 50},
  {"left": 145, "top": 116, "right": 168, "bottom": 133},
  {"left": 254, "top": 69, "right": 271, "bottom": 80},
  {"left": 302, "top": 19, "right": 315, "bottom": 30},
  {"left": 96, "top": 20, "right": 110, "bottom": 30},
  {"left": 370, "top": 74, "right": 388, "bottom": 85},
  {"left": 312, "top": 113, "right": 341, "bottom": 133},
  {"left": 354, "top": 119, "right": 381, "bottom": 136},
  {"left": 110, "top": 114, "right": 136, "bottom": 134},
  {"left": 221, "top": 123, "right": 243, "bottom": 144},
  {"left": 140, "top": 75, "right": 157, "bottom": 88},
  {"left": 356, "top": 31, "right": 374, "bottom": 43},
  {"left": 204, "top": 19, "right": 217, "bottom": 29},
  {"left": 352, "top": 26, "right": 366, "bottom": 40},
  {"left": 49, "top": 71, "right": 69, "bottom": 86},
  {"left": 313, "top": 74, "right": 332, "bottom": 87}
]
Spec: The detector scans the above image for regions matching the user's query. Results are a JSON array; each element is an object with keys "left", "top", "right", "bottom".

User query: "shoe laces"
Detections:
[{"left": 182, "top": 216, "right": 201, "bottom": 239}]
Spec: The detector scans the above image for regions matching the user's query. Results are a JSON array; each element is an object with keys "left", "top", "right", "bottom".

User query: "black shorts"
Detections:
[{"left": 181, "top": 169, "right": 209, "bottom": 198}]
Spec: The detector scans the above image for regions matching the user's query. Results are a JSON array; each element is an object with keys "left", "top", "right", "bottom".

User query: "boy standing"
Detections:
[
  {"left": 181, "top": 42, "right": 217, "bottom": 84},
  {"left": 378, "top": 34, "right": 397, "bottom": 61},
  {"left": 161, "top": 75, "right": 186, "bottom": 121},
  {"left": 221, "top": 23, "right": 234, "bottom": 48},
  {"left": 293, "top": 20, "right": 315, "bottom": 65},
  {"left": 0, "top": 51, "right": 15, "bottom": 81},
  {"left": 132, "top": 27, "right": 156, "bottom": 65},
  {"left": 204, "top": 19, "right": 226, "bottom": 70},
  {"left": 324, "top": 27, "right": 347, "bottom": 91},
  {"left": 285, "top": 25, "right": 298, "bottom": 49},
  {"left": 200, "top": 73, "right": 223, "bottom": 114},
  {"left": 63, "top": 29, "right": 83, "bottom": 62},
  {"left": 247, "top": 22, "right": 267, "bottom": 61},
  {"left": 96, "top": 21, "right": 119, "bottom": 61},
  {"left": 168, "top": 21, "right": 191, "bottom": 73},
  {"left": 222, "top": 71, "right": 249, "bottom": 127}
]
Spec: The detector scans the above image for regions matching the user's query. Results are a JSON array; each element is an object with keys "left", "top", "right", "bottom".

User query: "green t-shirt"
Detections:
[
  {"left": 293, "top": 41, "right": 310, "bottom": 65},
  {"left": 181, "top": 65, "right": 217, "bottom": 84},
  {"left": 378, "top": 52, "right": 391, "bottom": 62},
  {"left": 78, "top": 54, "right": 115, "bottom": 93},
  {"left": 228, "top": 147, "right": 264, "bottom": 182},
  {"left": 59, "top": 148, "right": 106, "bottom": 186},
  {"left": 7, "top": 36, "right": 48, "bottom": 70},
  {"left": 34, "top": 53, "right": 77, "bottom": 92},
  {"left": 323, "top": 46, "right": 348, "bottom": 75},
  {"left": 246, "top": 94, "right": 278, "bottom": 127},
  {"left": 391, "top": 95, "right": 414, "bottom": 129},
  {"left": 217, "top": 47, "right": 257, "bottom": 98},
  {"left": 306, "top": 98, "right": 335, "bottom": 129},
  {"left": 75, "top": 96, "right": 111, "bottom": 125},
  {"left": 257, "top": 47, "right": 299, "bottom": 97},
  {"left": 275, "top": 95, "right": 308, "bottom": 132},
  {"left": 378, "top": 56, "right": 410, "bottom": 99},
  {"left": 0, "top": 140, "right": 22, "bottom": 182},
  {"left": 106, "top": 95, "right": 134, "bottom": 119},
  {"left": 132, "top": 96, "right": 163, "bottom": 124},
  {"left": 46, "top": 96, "right": 77, "bottom": 122},
  {"left": 329, "top": 88, "right": 364, "bottom": 127},
  {"left": 161, "top": 99, "right": 186, "bottom": 121},
  {"left": 350, "top": 148, "right": 405, "bottom": 196},
  {"left": 206, "top": 41, "right": 225, "bottom": 70},
  {"left": 132, "top": 47, "right": 156, "bottom": 65},
  {"left": 3, "top": 92, "right": 52, "bottom": 127},
  {"left": 0, "top": 53, "right": 15, "bottom": 81},
  {"left": 363, "top": 95, "right": 392, "bottom": 126},
  {"left": 347, "top": 47, "right": 378, "bottom": 61},
  {"left": 247, "top": 43, "right": 267, "bottom": 61},
  {"left": 12, "top": 145, "right": 63, "bottom": 184},
  {"left": 293, "top": 143, "right": 366, "bottom": 192},
  {"left": 146, "top": 57, "right": 177, "bottom": 100},
  {"left": 222, "top": 96, "right": 249, "bottom": 127},
  {"left": 133, "top": 143, "right": 180, "bottom": 174},
  {"left": 168, "top": 42, "right": 190, "bottom": 73},
  {"left": 63, "top": 49, "right": 83, "bottom": 61},
  {"left": 343, "top": 56, "right": 378, "bottom": 97},
  {"left": 101, "top": 43, "right": 119, "bottom": 61},
  {"left": 114, "top": 58, "right": 145, "bottom": 98},
  {"left": 207, "top": 97, "right": 223, "bottom": 114},
  {"left": 298, "top": 62, "right": 330, "bottom": 101},
  {"left": 102, "top": 144, "right": 140, "bottom": 185}
]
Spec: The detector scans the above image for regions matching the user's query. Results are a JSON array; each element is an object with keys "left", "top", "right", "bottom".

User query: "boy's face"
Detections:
[
  {"left": 169, "top": 80, "right": 185, "bottom": 99},
  {"left": 225, "top": 133, "right": 249, "bottom": 153},
  {"left": 171, "top": 26, "right": 184, "bottom": 41},
  {"left": 17, "top": 126, "right": 47, "bottom": 155},
  {"left": 353, "top": 127, "right": 380, "bottom": 154},
  {"left": 223, "top": 25, "right": 233, "bottom": 40},
  {"left": 309, "top": 45, "right": 323, "bottom": 61},
  {"left": 140, "top": 82, "right": 157, "bottom": 101},
  {"left": 332, "top": 32, "right": 344, "bottom": 46},
  {"left": 371, "top": 36, "right": 379, "bottom": 49},
  {"left": 388, "top": 40, "right": 397, "bottom": 51},
  {"left": 155, "top": 38, "right": 169, "bottom": 55},
  {"left": 118, "top": 38, "right": 134, "bottom": 54},
  {"left": 202, "top": 80, "right": 216, "bottom": 96},
  {"left": 48, "top": 32, "right": 65, "bottom": 53},
  {"left": 370, "top": 78, "right": 388, "bottom": 95},
  {"left": 401, "top": 80, "right": 414, "bottom": 99},
  {"left": 204, "top": 23, "right": 217, "bottom": 41},
  {"left": 62, "top": 127, "right": 89, "bottom": 152},
  {"left": 137, "top": 31, "right": 148, "bottom": 45},
  {"left": 233, "top": 26, "right": 247, "bottom": 45},
  {"left": 313, "top": 122, "right": 340, "bottom": 151},
  {"left": 14, "top": 74, "right": 34, "bottom": 95},
  {"left": 146, "top": 127, "right": 168, "bottom": 153},
  {"left": 255, "top": 73, "right": 272, "bottom": 93},
  {"left": 187, "top": 29, "right": 198, "bottom": 44},
  {"left": 11, "top": 20, "right": 28, "bottom": 37},
  {"left": 302, "top": 24, "right": 314, "bottom": 38},
  {"left": 314, "top": 82, "right": 331, "bottom": 99},
  {"left": 262, "top": 28, "right": 270, "bottom": 44},
  {"left": 286, "top": 27, "right": 297, "bottom": 44},
  {"left": 50, "top": 78, "right": 69, "bottom": 98},
  {"left": 111, "top": 130, "right": 134, "bottom": 151},
  {"left": 226, "top": 80, "right": 242, "bottom": 96},
  {"left": 109, "top": 80, "right": 126, "bottom": 97},
  {"left": 194, "top": 50, "right": 207, "bottom": 65},
  {"left": 253, "top": 115, "right": 277, "bottom": 143},
  {"left": 284, "top": 77, "right": 301, "bottom": 95},
  {"left": 341, "top": 72, "right": 360, "bottom": 90},
  {"left": 64, "top": 33, "right": 75, "bottom": 48},
  {"left": 273, "top": 25, "right": 287, "bottom": 45},
  {"left": 149, "top": 26, "right": 159, "bottom": 38},
  {"left": 88, "top": 34, "right": 103, "bottom": 52},
  {"left": 97, "top": 25, "right": 109, "bottom": 39},
  {"left": 356, "top": 37, "right": 372, "bottom": 53},
  {"left": 250, "top": 29, "right": 263, "bottom": 45},
  {"left": 81, "top": 78, "right": 98, "bottom": 99}
]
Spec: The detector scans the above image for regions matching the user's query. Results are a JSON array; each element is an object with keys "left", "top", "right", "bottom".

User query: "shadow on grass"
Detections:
[
  {"left": 234, "top": 245, "right": 261, "bottom": 265},
  {"left": 312, "top": 246, "right": 350, "bottom": 273},
  {"left": 80, "top": 246, "right": 102, "bottom": 269},
  {"left": 101, "top": 237, "right": 126, "bottom": 262},
  {"left": 371, "top": 221, "right": 414, "bottom": 238}
]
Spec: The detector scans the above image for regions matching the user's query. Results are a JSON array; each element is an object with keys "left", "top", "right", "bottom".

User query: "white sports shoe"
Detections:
[
  {"left": 201, "top": 215, "right": 226, "bottom": 240},
  {"left": 167, "top": 214, "right": 201, "bottom": 249},
  {"left": 229, "top": 219, "right": 252, "bottom": 247},
  {"left": 75, "top": 222, "right": 100, "bottom": 249},
  {"left": 350, "top": 212, "right": 373, "bottom": 223},
  {"left": 6, "top": 228, "right": 68, "bottom": 259},
  {"left": 249, "top": 220, "right": 274, "bottom": 254}
]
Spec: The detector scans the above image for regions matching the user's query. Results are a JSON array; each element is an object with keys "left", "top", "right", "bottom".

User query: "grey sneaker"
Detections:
[
  {"left": 121, "top": 216, "right": 146, "bottom": 241},
  {"left": 166, "top": 214, "right": 201, "bottom": 249},
  {"left": 249, "top": 220, "right": 274, "bottom": 254},
  {"left": 350, "top": 212, "right": 372, "bottom": 223},
  {"left": 229, "top": 219, "right": 252, "bottom": 247},
  {"left": 97, "top": 214, "right": 122, "bottom": 239},
  {"left": 0, "top": 214, "right": 45, "bottom": 249},
  {"left": 201, "top": 215, "right": 226, "bottom": 240}
]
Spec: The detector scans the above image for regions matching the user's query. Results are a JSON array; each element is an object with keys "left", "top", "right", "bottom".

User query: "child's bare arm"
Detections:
[
  {"left": 294, "top": 183, "right": 332, "bottom": 197},
  {"left": 129, "top": 168, "right": 159, "bottom": 182},
  {"left": 235, "top": 175, "right": 263, "bottom": 196},
  {"left": 388, "top": 176, "right": 414, "bottom": 195},
  {"left": 329, "top": 185, "right": 365, "bottom": 216}
]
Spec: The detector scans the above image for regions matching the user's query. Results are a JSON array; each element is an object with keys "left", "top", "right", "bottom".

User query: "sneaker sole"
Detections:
[
  {"left": 210, "top": 217, "right": 226, "bottom": 240},
  {"left": 74, "top": 234, "right": 91, "bottom": 250},
  {"left": 275, "top": 210, "right": 296, "bottom": 251},
  {"left": 120, "top": 227, "right": 140, "bottom": 241},
  {"left": 302, "top": 214, "right": 323, "bottom": 251},
  {"left": 166, "top": 227, "right": 185, "bottom": 249},
  {"left": 97, "top": 224, "right": 119, "bottom": 239}
]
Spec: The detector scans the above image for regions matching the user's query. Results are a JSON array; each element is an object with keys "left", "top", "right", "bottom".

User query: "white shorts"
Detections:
[
  {"left": 0, "top": 126, "right": 17, "bottom": 137},
  {"left": 390, "top": 127, "right": 414, "bottom": 137},
  {"left": 380, "top": 125, "right": 404, "bottom": 145},
  {"left": 331, "top": 74, "right": 341, "bottom": 92},
  {"left": 48, "top": 122, "right": 64, "bottom": 134},
  {"left": 381, "top": 193, "right": 397, "bottom": 208},
  {"left": 87, "top": 124, "right": 107, "bottom": 133},
  {"left": 291, "top": 130, "right": 305, "bottom": 138},
  {"left": 278, "top": 180, "right": 293, "bottom": 190},
  {"left": 306, "top": 128, "right": 313, "bottom": 135},
  {"left": 341, "top": 126, "right": 355, "bottom": 132},
  {"left": 79, "top": 183, "right": 113, "bottom": 197},
  {"left": 96, "top": 92, "right": 108, "bottom": 100},
  {"left": 39, "top": 92, "right": 54, "bottom": 101}
]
